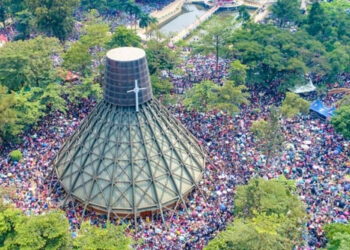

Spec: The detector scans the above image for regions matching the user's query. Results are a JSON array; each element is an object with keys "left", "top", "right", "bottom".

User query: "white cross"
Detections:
[{"left": 127, "top": 80, "right": 146, "bottom": 112}]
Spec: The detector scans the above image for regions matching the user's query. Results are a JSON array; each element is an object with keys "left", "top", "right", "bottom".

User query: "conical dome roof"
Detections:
[{"left": 55, "top": 47, "right": 205, "bottom": 215}]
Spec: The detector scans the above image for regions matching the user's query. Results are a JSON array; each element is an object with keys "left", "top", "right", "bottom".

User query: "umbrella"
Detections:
[
  {"left": 220, "top": 204, "right": 227, "bottom": 211},
  {"left": 335, "top": 219, "right": 348, "bottom": 224}
]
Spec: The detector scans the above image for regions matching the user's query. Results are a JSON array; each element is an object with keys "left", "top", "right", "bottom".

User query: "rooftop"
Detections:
[{"left": 106, "top": 47, "right": 146, "bottom": 62}]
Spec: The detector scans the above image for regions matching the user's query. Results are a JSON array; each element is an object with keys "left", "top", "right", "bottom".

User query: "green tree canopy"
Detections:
[
  {"left": 251, "top": 107, "right": 285, "bottom": 167},
  {"left": 270, "top": 0, "right": 301, "bottom": 27},
  {"left": 73, "top": 222, "right": 131, "bottom": 250},
  {"left": 207, "top": 177, "right": 306, "bottom": 250},
  {"left": 331, "top": 105, "right": 350, "bottom": 139},
  {"left": 13, "top": 211, "right": 71, "bottom": 249},
  {"left": 238, "top": 5, "right": 250, "bottom": 22},
  {"left": 207, "top": 214, "right": 294, "bottom": 250},
  {"left": 62, "top": 42, "right": 92, "bottom": 77},
  {"left": 324, "top": 223, "right": 350, "bottom": 250},
  {"left": 307, "top": 2, "right": 330, "bottom": 37},
  {"left": 0, "top": 36, "right": 61, "bottom": 91},
  {"left": 280, "top": 92, "right": 310, "bottom": 118},
  {"left": 0, "top": 85, "right": 17, "bottom": 143},
  {"left": 196, "top": 18, "right": 229, "bottom": 74},
  {"left": 14, "top": 9, "right": 34, "bottom": 40},
  {"left": 229, "top": 60, "right": 247, "bottom": 85},
  {"left": 108, "top": 25, "right": 141, "bottom": 49},
  {"left": 65, "top": 75, "right": 103, "bottom": 103},
  {"left": 183, "top": 80, "right": 250, "bottom": 114},
  {"left": 25, "top": 0, "right": 79, "bottom": 40},
  {"left": 146, "top": 38, "right": 177, "bottom": 75},
  {"left": 0, "top": 208, "right": 24, "bottom": 248},
  {"left": 139, "top": 13, "right": 157, "bottom": 30},
  {"left": 63, "top": 11, "right": 110, "bottom": 76},
  {"left": 0, "top": 210, "right": 71, "bottom": 249},
  {"left": 183, "top": 80, "right": 219, "bottom": 111},
  {"left": 151, "top": 74, "right": 172, "bottom": 99},
  {"left": 212, "top": 81, "right": 250, "bottom": 115}
]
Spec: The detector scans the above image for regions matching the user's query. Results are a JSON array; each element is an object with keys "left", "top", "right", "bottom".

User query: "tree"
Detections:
[
  {"left": 207, "top": 177, "right": 306, "bottom": 250},
  {"left": 324, "top": 223, "right": 350, "bottom": 250},
  {"left": 26, "top": 0, "right": 79, "bottom": 41},
  {"left": 229, "top": 60, "right": 247, "bottom": 85},
  {"left": 183, "top": 80, "right": 250, "bottom": 114},
  {"left": 65, "top": 76, "right": 103, "bottom": 103},
  {"left": 331, "top": 105, "right": 350, "bottom": 139},
  {"left": 139, "top": 13, "right": 157, "bottom": 30},
  {"left": 62, "top": 42, "right": 92, "bottom": 76},
  {"left": 5, "top": 0, "right": 25, "bottom": 19},
  {"left": 108, "top": 25, "right": 141, "bottom": 49},
  {"left": 0, "top": 0, "right": 11, "bottom": 29},
  {"left": 327, "top": 45, "right": 350, "bottom": 82},
  {"left": 73, "top": 222, "right": 131, "bottom": 250},
  {"left": 9, "top": 150, "right": 22, "bottom": 161},
  {"left": 80, "top": 11, "right": 110, "bottom": 49},
  {"left": 234, "top": 177, "right": 303, "bottom": 218},
  {"left": 212, "top": 81, "right": 250, "bottom": 115},
  {"left": 145, "top": 38, "right": 177, "bottom": 75},
  {"left": 0, "top": 208, "right": 24, "bottom": 248},
  {"left": 307, "top": 2, "right": 329, "bottom": 37},
  {"left": 4, "top": 83, "right": 68, "bottom": 142},
  {"left": 271, "top": 0, "right": 301, "bottom": 27},
  {"left": 280, "top": 92, "right": 310, "bottom": 118},
  {"left": 0, "top": 37, "right": 61, "bottom": 91},
  {"left": 337, "top": 94, "right": 350, "bottom": 107},
  {"left": 64, "top": 12, "right": 110, "bottom": 76},
  {"left": 238, "top": 5, "right": 250, "bottom": 22},
  {"left": 199, "top": 19, "right": 228, "bottom": 74},
  {"left": 0, "top": 85, "right": 17, "bottom": 143},
  {"left": 207, "top": 214, "right": 292, "bottom": 250},
  {"left": 251, "top": 107, "right": 285, "bottom": 167},
  {"left": 37, "top": 83, "right": 67, "bottom": 113},
  {"left": 227, "top": 23, "right": 330, "bottom": 90},
  {"left": 183, "top": 80, "right": 218, "bottom": 111},
  {"left": 12, "top": 88, "right": 46, "bottom": 134},
  {"left": 80, "top": 0, "right": 108, "bottom": 11},
  {"left": 14, "top": 10, "right": 34, "bottom": 40},
  {"left": 151, "top": 74, "right": 172, "bottom": 99},
  {"left": 3, "top": 211, "right": 71, "bottom": 249}
]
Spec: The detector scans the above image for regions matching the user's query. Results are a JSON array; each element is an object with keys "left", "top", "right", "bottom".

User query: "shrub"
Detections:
[{"left": 9, "top": 150, "right": 22, "bottom": 161}]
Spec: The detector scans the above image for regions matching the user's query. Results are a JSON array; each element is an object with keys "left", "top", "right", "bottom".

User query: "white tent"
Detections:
[{"left": 290, "top": 78, "right": 316, "bottom": 94}]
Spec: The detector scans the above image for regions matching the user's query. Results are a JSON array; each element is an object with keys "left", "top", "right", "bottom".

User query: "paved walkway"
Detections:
[
  {"left": 133, "top": 0, "right": 185, "bottom": 37},
  {"left": 150, "top": 0, "right": 185, "bottom": 25}
]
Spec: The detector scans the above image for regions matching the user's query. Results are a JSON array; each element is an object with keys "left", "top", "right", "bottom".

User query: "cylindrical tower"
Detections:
[{"left": 104, "top": 47, "right": 153, "bottom": 106}]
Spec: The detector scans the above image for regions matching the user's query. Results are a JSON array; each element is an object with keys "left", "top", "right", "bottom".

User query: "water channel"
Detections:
[{"left": 159, "top": 4, "right": 208, "bottom": 35}]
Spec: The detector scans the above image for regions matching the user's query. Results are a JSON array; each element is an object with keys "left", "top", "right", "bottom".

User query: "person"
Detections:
[{"left": 1, "top": 53, "right": 349, "bottom": 249}]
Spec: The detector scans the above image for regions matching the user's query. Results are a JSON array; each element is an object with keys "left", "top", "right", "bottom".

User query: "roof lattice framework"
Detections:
[{"left": 55, "top": 99, "right": 205, "bottom": 216}]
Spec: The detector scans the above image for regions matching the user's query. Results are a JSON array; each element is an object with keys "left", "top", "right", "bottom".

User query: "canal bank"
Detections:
[
  {"left": 150, "top": 0, "right": 185, "bottom": 26},
  {"left": 170, "top": 5, "right": 219, "bottom": 43},
  {"left": 159, "top": 4, "right": 208, "bottom": 35}
]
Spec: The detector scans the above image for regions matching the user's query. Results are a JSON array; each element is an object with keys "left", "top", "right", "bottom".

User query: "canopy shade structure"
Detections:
[
  {"left": 289, "top": 79, "right": 316, "bottom": 94},
  {"left": 310, "top": 100, "right": 335, "bottom": 119},
  {"left": 54, "top": 47, "right": 206, "bottom": 216}
]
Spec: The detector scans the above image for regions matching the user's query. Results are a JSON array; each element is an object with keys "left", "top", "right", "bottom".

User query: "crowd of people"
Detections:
[
  {"left": 0, "top": 0, "right": 175, "bottom": 44},
  {"left": 162, "top": 54, "right": 231, "bottom": 94},
  {"left": 0, "top": 52, "right": 349, "bottom": 248}
]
